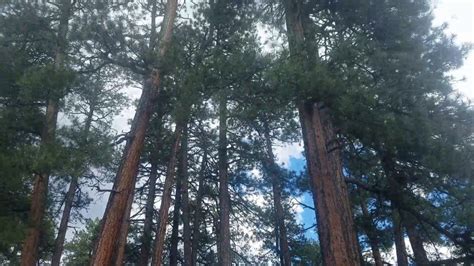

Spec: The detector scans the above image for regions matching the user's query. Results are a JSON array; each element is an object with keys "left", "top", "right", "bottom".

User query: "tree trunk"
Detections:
[
  {"left": 284, "top": 1, "right": 360, "bottom": 264},
  {"left": 138, "top": 157, "right": 159, "bottom": 266},
  {"left": 51, "top": 176, "right": 78, "bottom": 266},
  {"left": 403, "top": 212, "right": 430, "bottom": 265},
  {"left": 191, "top": 151, "right": 207, "bottom": 266},
  {"left": 360, "top": 200, "right": 383, "bottom": 266},
  {"left": 52, "top": 100, "right": 95, "bottom": 266},
  {"left": 263, "top": 126, "right": 291, "bottom": 266},
  {"left": 180, "top": 126, "right": 192, "bottom": 266},
  {"left": 298, "top": 101, "right": 361, "bottom": 265},
  {"left": 218, "top": 94, "right": 231, "bottom": 266},
  {"left": 114, "top": 191, "right": 134, "bottom": 265},
  {"left": 91, "top": 0, "right": 178, "bottom": 264},
  {"left": 392, "top": 207, "right": 408, "bottom": 266},
  {"left": 169, "top": 163, "right": 183, "bottom": 266},
  {"left": 21, "top": 1, "right": 71, "bottom": 265},
  {"left": 382, "top": 155, "right": 410, "bottom": 266},
  {"left": 152, "top": 126, "right": 182, "bottom": 266}
]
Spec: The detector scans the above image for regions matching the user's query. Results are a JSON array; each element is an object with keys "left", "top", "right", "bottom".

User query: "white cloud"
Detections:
[{"left": 273, "top": 141, "right": 304, "bottom": 166}]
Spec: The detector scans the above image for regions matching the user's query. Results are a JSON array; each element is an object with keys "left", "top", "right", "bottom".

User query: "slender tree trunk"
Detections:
[
  {"left": 138, "top": 157, "right": 159, "bottom": 266},
  {"left": 52, "top": 102, "right": 95, "bottom": 266},
  {"left": 263, "top": 126, "right": 291, "bottom": 266},
  {"left": 392, "top": 207, "right": 408, "bottom": 266},
  {"left": 382, "top": 155, "right": 409, "bottom": 266},
  {"left": 169, "top": 165, "right": 183, "bottom": 266},
  {"left": 360, "top": 200, "right": 383, "bottom": 266},
  {"left": 403, "top": 212, "right": 430, "bottom": 265},
  {"left": 91, "top": 0, "right": 178, "bottom": 264},
  {"left": 180, "top": 126, "right": 192, "bottom": 266},
  {"left": 284, "top": 1, "right": 360, "bottom": 264},
  {"left": 191, "top": 151, "right": 207, "bottom": 266},
  {"left": 21, "top": 1, "right": 71, "bottom": 264},
  {"left": 152, "top": 126, "right": 183, "bottom": 265},
  {"left": 218, "top": 94, "right": 231, "bottom": 266},
  {"left": 51, "top": 176, "right": 78, "bottom": 266}
]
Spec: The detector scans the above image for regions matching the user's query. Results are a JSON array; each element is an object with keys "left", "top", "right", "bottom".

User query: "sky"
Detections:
[{"left": 75, "top": 0, "right": 473, "bottom": 258}]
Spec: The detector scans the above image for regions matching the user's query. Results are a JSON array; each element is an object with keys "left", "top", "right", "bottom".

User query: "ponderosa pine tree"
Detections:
[
  {"left": 91, "top": 0, "right": 178, "bottom": 263},
  {"left": 51, "top": 72, "right": 127, "bottom": 266},
  {"left": 19, "top": 0, "right": 73, "bottom": 264},
  {"left": 279, "top": 1, "right": 361, "bottom": 264}
]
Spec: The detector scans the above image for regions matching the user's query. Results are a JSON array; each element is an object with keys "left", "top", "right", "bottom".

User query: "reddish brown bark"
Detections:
[
  {"left": 217, "top": 95, "right": 231, "bottom": 265},
  {"left": 91, "top": 0, "right": 178, "bottom": 264},
  {"left": 21, "top": 171, "right": 50, "bottom": 266},
  {"left": 21, "top": 1, "right": 71, "bottom": 264},
  {"left": 152, "top": 126, "right": 182, "bottom": 265},
  {"left": 298, "top": 102, "right": 361, "bottom": 265},
  {"left": 283, "top": 0, "right": 360, "bottom": 264},
  {"left": 263, "top": 127, "right": 291, "bottom": 266},
  {"left": 114, "top": 191, "right": 134, "bottom": 265}
]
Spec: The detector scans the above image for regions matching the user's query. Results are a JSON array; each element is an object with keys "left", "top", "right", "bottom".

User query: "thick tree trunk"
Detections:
[
  {"left": 91, "top": 0, "right": 177, "bottom": 264},
  {"left": 263, "top": 127, "right": 291, "bottom": 266},
  {"left": 284, "top": 1, "right": 360, "bottom": 264},
  {"left": 138, "top": 158, "right": 159, "bottom": 266},
  {"left": 152, "top": 126, "right": 182, "bottom": 265},
  {"left": 403, "top": 212, "right": 430, "bottom": 265},
  {"left": 191, "top": 151, "right": 207, "bottom": 266},
  {"left": 114, "top": 191, "right": 134, "bottom": 265},
  {"left": 180, "top": 126, "right": 192, "bottom": 266},
  {"left": 169, "top": 164, "right": 183, "bottom": 266},
  {"left": 21, "top": 1, "right": 71, "bottom": 265},
  {"left": 360, "top": 200, "right": 383, "bottom": 266},
  {"left": 298, "top": 102, "right": 361, "bottom": 265},
  {"left": 21, "top": 172, "right": 51, "bottom": 266},
  {"left": 218, "top": 95, "right": 231, "bottom": 266}
]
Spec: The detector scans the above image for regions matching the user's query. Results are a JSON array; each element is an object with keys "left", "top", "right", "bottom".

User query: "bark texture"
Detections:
[
  {"left": 21, "top": 1, "right": 71, "bottom": 264},
  {"left": 284, "top": 0, "right": 360, "bottom": 264},
  {"left": 298, "top": 102, "right": 361, "bottom": 265},
  {"left": 152, "top": 126, "right": 182, "bottom": 266},
  {"left": 91, "top": 0, "right": 178, "bottom": 263},
  {"left": 114, "top": 191, "right": 134, "bottom": 265},
  {"left": 217, "top": 95, "right": 231, "bottom": 266}
]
